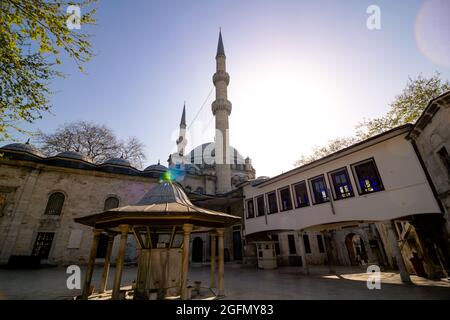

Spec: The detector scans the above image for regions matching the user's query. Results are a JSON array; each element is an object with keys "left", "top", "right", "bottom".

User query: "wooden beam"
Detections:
[
  {"left": 132, "top": 227, "right": 146, "bottom": 249},
  {"left": 169, "top": 226, "right": 176, "bottom": 248}
]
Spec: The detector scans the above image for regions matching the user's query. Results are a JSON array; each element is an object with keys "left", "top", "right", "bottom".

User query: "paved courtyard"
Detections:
[{"left": 0, "top": 264, "right": 449, "bottom": 300}]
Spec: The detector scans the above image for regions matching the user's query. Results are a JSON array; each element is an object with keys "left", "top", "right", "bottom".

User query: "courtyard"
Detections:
[{"left": 0, "top": 264, "right": 449, "bottom": 300}]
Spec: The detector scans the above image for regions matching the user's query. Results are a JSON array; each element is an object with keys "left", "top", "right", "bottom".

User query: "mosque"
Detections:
[
  {"left": 0, "top": 32, "right": 254, "bottom": 267},
  {"left": 0, "top": 31, "right": 449, "bottom": 284}
]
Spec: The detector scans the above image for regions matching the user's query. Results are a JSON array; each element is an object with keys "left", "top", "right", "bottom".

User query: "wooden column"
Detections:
[
  {"left": 112, "top": 225, "right": 129, "bottom": 300},
  {"left": 181, "top": 223, "right": 193, "bottom": 300},
  {"left": 98, "top": 233, "right": 115, "bottom": 293},
  {"left": 217, "top": 228, "right": 225, "bottom": 296},
  {"left": 298, "top": 231, "right": 309, "bottom": 275},
  {"left": 385, "top": 221, "right": 411, "bottom": 282},
  {"left": 210, "top": 232, "right": 217, "bottom": 288},
  {"left": 81, "top": 228, "right": 102, "bottom": 299}
]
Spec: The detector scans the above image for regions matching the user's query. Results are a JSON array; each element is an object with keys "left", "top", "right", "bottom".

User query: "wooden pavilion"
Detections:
[{"left": 74, "top": 179, "right": 240, "bottom": 300}]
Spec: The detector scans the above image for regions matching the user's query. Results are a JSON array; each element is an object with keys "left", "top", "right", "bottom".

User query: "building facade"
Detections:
[
  {"left": 243, "top": 124, "right": 450, "bottom": 279},
  {"left": 0, "top": 144, "right": 163, "bottom": 266}
]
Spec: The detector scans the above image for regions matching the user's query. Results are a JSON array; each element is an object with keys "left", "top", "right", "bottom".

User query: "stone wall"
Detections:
[{"left": 0, "top": 160, "right": 157, "bottom": 266}]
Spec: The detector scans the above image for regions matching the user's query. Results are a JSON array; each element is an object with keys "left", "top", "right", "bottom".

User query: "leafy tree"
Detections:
[
  {"left": 0, "top": 0, "right": 97, "bottom": 141},
  {"left": 294, "top": 72, "right": 449, "bottom": 167},
  {"left": 294, "top": 137, "right": 358, "bottom": 167},
  {"left": 356, "top": 72, "right": 450, "bottom": 139},
  {"left": 37, "top": 121, "right": 147, "bottom": 168}
]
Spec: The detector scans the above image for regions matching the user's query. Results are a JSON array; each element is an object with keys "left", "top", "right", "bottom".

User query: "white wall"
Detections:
[{"left": 244, "top": 132, "right": 441, "bottom": 235}]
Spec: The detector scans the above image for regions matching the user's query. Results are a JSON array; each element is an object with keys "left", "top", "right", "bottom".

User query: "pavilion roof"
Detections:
[{"left": 74, "top": 181, "right": 240, "bottom": 230}]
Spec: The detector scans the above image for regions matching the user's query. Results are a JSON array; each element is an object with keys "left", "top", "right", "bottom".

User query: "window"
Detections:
[
  {"left": 266, "top": 191, "right": 278, "bottom": 214},
  {"left": 104, "top": 196, "right": 119, "bottom": 211},
  {"left": 303, "top": 234, "right": 311, "bottom": 253},
  {"left": 44, "top": 192, "right": 65, "bottom": 215},
  {"left": 32, "top": 232, "right": 54, "bottom": 259},
  {"left": 351, "top": 158, "right": 384, "bottom": 195},
  {"left": 309, "top": 175, "right": 329, "bottom": 204},
  {"left": 293, "top": 181, "right": 309, "bottom": 208},
  {"left": 317, "top": 234, "right": 325, "bottom": 253},
  {"left": 329, "top": 168, "right": 354, "bottom": 200},
  {"left": 272, "top": 234, "right": 280, "bottom": 255},
  {"left": 437, "top": 147, "right": 450, "bottom": 178},
  {"left": 256, "top": 196, "right": 265, "bottom": 217},
  {"left": 288, "top": 235, "right": 297, "bottom": 255},
  {"left": 278, "top": 187, "right": 293, "bottom": 211},
  {"left": 246, "top": 199, "right": 255, "bottom": 219}
]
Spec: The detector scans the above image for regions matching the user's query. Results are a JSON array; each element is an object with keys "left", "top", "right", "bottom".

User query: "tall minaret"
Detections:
[
  {"left": 176, "top": 103, "right": 187, "bottom": 158},
  {"left": 212, "top": 30, "right": 232, "bottom": 194}
]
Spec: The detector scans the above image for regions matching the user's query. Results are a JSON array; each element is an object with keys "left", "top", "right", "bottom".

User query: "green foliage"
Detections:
[
  {"left": 295, "top": 72, "right": 450, "bottom": 166},
  {"left": 0, "top": 0, "right": 97, "bottom": 141},
  {"left": 356, "top": 72, "right": 450, "bottom": 139},
  {"left": 294, "top": 137, "right": 358, "bottom": 167}
]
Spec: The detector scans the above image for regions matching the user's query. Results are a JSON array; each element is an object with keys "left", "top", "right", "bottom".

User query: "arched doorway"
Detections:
[
  {"left": 192, "top": 237, "right": 203, "bottom": 262},
  {"left": 345, "top": 233, "right": 368, "bottom": 265}
]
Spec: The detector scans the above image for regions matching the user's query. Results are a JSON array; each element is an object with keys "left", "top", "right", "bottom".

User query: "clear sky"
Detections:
[{"left": 9, "top": 0, "right": 450, "bottom": 177}]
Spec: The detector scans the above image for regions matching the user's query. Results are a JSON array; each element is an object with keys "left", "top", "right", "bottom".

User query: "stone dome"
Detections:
[
  {"left": 54, "top": 151, "right": 93, "bottom": 163},
  {"left": 1, "top": 141, "right": 44, "bottom": 157},
  {"left": 144, "top": 161, "right": 168, "bottom": 172},
  {"left": 103, "top": 157, "right": 132, "bottom": 167},
  {"left": 187, "top": 142, "right": 245, "bottom": 166}
]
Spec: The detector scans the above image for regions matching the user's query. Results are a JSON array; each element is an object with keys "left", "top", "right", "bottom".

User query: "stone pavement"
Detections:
[{"left": 0, "top": 264, "right": 449, "bottom": 300}]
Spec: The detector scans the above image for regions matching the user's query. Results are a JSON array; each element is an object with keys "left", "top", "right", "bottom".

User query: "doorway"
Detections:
[{"left": 345, "top": 233, "right": 368, "bottom": 265}]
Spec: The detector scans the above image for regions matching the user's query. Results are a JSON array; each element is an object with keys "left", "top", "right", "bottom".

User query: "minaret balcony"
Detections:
[
  {"left": 212, "top": 99, "right": 232, "bottom": 115},
  {"left": 213, "top": 71, "right": 230, "bottom": 85}
]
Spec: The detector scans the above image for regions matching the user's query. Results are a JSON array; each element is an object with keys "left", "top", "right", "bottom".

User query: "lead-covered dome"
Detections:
[
  {"left": 1, "top": 141, "right": 44, "bottom": 157},
  {"left": 54, "top": 151, "right": 93, "bottom": 163},
  {"left": 144, "top": 161, "right": 168, "bottom": 172},
  {"left": 187, "top": 142, "right": 245, "bottom": 166},
  {"left": 103, "top": 157, "right": 132, "bottom": 167}
]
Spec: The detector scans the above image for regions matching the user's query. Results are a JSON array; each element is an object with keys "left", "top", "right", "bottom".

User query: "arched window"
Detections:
[
  {"left": 104, "top": 196, "right": 119, "bottom": 210},
  {"left": 44, "top": 192, "right": 65, "bottom": 215}
]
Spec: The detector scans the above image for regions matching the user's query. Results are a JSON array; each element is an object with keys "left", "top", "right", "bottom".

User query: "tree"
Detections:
[
  {"left": 0, "top": 0, "right": 97, "bottom": 141},
  {"left": 294, "top": 72, "right": 449, "bottom": 167},
  {"left": 37, "top": 121, "right": 147, "bottom": 168},
  {"left": 356, "top": 72, "right": 450, "bottom": 139},
  {"left": 294, "top": 137, "right": 358, "bottom": 167}
]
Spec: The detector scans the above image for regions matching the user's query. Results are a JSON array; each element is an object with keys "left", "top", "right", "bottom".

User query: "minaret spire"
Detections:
[
  {"left": 180, "top": 102, "right": 186, "bottom": 128},
  {"left": 212, "top": 30, "right": 232, "bottom": 194},
  {"left": 176, "top": 103, "right": 187, "bottom": 158},
  {"left": 216, "top": 29, "right": 225, "bottom": 57}
]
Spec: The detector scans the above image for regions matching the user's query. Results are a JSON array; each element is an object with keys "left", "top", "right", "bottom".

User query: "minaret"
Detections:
[
  {"left": 212, "top": 30, "right": 232, "bottom": 194},
  {"left": 176, "top": 103, "right": 187, "bottom": 159}
]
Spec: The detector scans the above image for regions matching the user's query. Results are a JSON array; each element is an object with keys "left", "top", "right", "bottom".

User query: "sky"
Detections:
[{"left": 8, "top": 0, "right": 450, "bottom": 177}]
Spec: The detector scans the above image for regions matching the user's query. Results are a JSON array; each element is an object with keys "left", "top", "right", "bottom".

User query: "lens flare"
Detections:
[{"left": 415, "top": 0, "right": 450, "bottom": 68}]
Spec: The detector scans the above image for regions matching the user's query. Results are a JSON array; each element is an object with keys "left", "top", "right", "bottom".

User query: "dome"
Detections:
[
  {"left": 103, "top": 157, "right": 132, "bottom": 167},
  {"left": 54, "top": 151, "right": 93, "bottom": 163},
  {"left": 1, "top": 141, "right": 44, "bottom": 157},
  {"left": 187, "top": 142, "right": 245, "bottom": 166},
  {"left": 144, "top": 161, "right": 168, "bottom": 172}
]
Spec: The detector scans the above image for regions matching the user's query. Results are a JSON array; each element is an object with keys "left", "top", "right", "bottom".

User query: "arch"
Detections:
[
  {"left": 344, "top": 233, "right": 368, "bottom": 265},
  {"left": 104, "top": 196, "right": 120, "bottom": 210},
  {"left": 44, "top": 192, "right": 65, "bottom": 215},
  {"left": 192, "top": 237, "right": 203, "bottom": 262}
]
